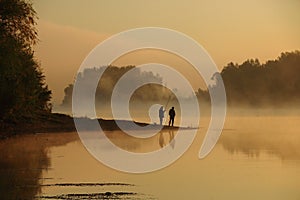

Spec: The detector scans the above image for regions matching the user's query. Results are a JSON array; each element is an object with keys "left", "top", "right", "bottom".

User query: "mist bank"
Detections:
[
  {"left": 61, "top": 66, "right": 174, "bottom": 107},
  {"left": 58, "top": 51, "right": 300, "bottom": 118}
]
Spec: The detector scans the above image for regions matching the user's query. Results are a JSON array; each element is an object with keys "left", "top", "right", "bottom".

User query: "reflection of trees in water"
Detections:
[
  {"left": 220, "top": 129, "right": 300, "bottom": 160},
  {"left": 0, "top": 133, "right": 77, "bottom": 199},
  {"left": 0, "top": 137, "right": 49, "bottom": 199},
  {"left": 104, "top": 131, "right": 141, "bottom": 152}
]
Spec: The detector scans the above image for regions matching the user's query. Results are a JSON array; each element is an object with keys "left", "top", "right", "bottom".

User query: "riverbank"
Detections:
[
  {"left": 0, "top": 113, "right": 73, "bottom": 139},
  {"left": 0, "top": 113, "right": 182, "bottom": 139}
]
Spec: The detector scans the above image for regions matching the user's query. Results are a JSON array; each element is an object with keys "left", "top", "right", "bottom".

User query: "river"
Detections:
[{"left": 0, "top": 116, "right": 300, "bottom": 199}]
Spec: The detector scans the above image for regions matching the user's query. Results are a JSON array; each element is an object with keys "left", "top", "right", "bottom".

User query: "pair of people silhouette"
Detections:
[{"left": 159, "top": 106, "right": 176, "bottom": 126}]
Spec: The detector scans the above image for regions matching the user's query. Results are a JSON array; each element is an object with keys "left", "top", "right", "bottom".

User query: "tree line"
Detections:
[
  {"left": 62, "top": 51, "right": 300, "bottom": 110},
  {"left": 1, "top": 0, "right": 299, "bottom": 125},
  {"left": 61, "top": 66, "right": 174, "bottom": 108},
  {"left": 196, "top": 51, "right": 300, "bottom": 107}
]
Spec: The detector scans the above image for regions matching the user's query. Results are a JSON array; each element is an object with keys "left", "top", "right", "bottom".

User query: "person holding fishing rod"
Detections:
[
  {"left": 158, "top": 93, "right": 171, "bottom": 126},
  {"left": 159, "top": 106, "right": 165, "bottom": 125},
  {"left": 159, "top": 93, "right": 176, "bottom": 127}
]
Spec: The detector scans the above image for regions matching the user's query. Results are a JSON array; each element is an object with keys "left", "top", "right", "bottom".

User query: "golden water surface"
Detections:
[{"left": 0, "top": 116, "right": 299, "bottom": 199}]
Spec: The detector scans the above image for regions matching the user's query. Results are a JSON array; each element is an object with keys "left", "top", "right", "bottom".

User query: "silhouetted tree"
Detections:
[
  {"left": 0, "top": 0, "right": 51, "bottom": 122},
  {"left": 61, "top": 51, "right": 300, "bottom": 111},
  {"left": 201, "top": 51, "right": 300, "bottom": 107},
  {"left": 61, "top": 66, "right": 172, "bottom": 108}
]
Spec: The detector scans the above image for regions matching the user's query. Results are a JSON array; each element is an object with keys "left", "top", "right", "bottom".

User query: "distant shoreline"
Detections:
[{"left": 0, "top": 113, "right": 186, "bottom": 140}]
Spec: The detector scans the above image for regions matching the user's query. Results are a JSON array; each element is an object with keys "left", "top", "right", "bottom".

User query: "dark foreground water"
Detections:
[{"left": 0, "top": 116, "right": 300, "bottom": 199}]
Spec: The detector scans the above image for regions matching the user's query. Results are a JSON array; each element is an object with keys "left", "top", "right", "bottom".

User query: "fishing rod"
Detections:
[{"left": 165, "top": 94, "right": 171, "bottom": 110}]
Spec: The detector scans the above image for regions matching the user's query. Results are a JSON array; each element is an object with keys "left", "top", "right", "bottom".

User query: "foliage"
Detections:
[
  {"left": 62, "top": 51, "right": 300, "bottom": 110},
  {"left": 0, "top": 0, "right": 51, "bottom": 122},
  {"left": 0, "top": 0, "right": 38, "bottom": 49},
  {"left": 61, "top": 66, "right": 173, "bottom": 108},
  {"left": 196, "top": 51, "right": 300, "bottom": 107}
]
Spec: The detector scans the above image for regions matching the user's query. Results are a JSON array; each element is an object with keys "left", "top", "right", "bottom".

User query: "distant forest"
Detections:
[
  {"left": 62, "top": 51, "right": 300, "bottom": 109},
  {"left": 62, "top": 66, "right": 173, "bottom": 108},
  {"left": 197, "top": 51, "right": 300, "bottom": 107}
]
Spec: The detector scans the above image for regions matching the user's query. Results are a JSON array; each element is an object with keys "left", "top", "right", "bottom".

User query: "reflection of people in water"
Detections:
[
  {"left": 159, "top": 106, "right": 165, "bottom": 125},
  {"left": 169, "top": 130, "right": 175, "bottom": 149},
  {"left": 158, "top": 130, "right": 176, "bottom": 149},
  {"left": 168, "top": 107, "right": 176, "bottom": 127},
  {"left": 159, "top": 132, "right": 165, "bottom": 148}
]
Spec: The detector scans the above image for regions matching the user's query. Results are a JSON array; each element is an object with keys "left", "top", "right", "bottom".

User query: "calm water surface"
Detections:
[{"left": 0, "top": 116, "right": 300, "bottom": 199}]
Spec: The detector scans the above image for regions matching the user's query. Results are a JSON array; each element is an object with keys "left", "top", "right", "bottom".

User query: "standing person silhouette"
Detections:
[
  {"left": 168, "top": 107, "right": 176, "bottom": 127},
  {"left": 159, "top": 106, "right": 165, "bottom": 125}
]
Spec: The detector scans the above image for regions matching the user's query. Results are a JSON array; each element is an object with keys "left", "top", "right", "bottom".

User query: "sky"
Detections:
[{"left": 32, "top": 0, "right": 300, "bottom": 106}]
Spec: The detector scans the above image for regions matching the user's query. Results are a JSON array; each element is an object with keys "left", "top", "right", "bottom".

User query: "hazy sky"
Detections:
[{"left": 33, "top": 0, "right": 300, "bottom": 105}]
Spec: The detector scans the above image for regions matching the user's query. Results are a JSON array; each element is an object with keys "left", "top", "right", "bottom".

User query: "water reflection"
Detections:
[
  {"left": 221, "top": 131, "right": 300, "bottom": 160},
  {"left": 159, "top": 129, "right": 175, "bottom": 149},
  {"left": 0, "top": 133, "right": 77, "bottom": 200},
  {"left": 1, "top": 117, "right": 299, "bottom": 199},
  {"left": 104, "top": 129, "right": 178, "bottom": 153},
  {"left": 220, "top": 116, "right": 300, "bottom": 160}
]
